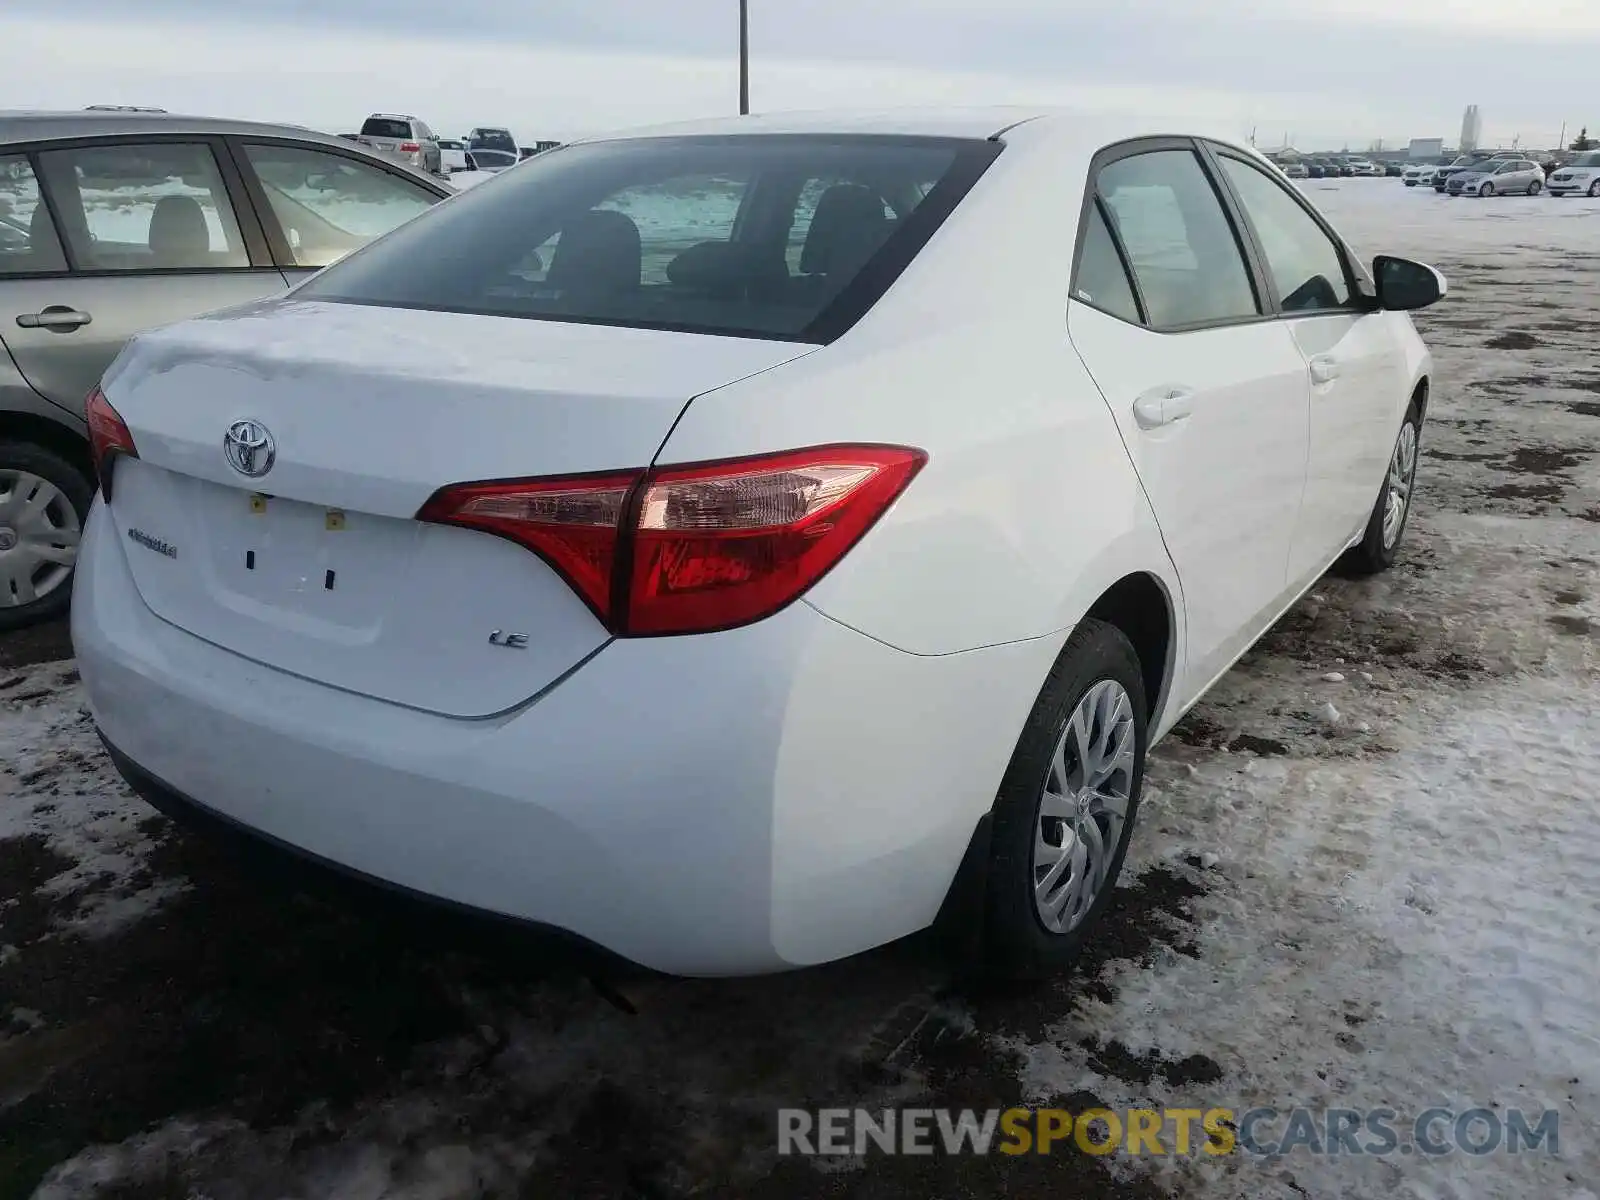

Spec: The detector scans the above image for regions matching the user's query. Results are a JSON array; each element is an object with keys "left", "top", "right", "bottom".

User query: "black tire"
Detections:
[
  {"left": 1528, "top": 179, "right": 1542, "bottom": 196},
  {"left": 1590, "top": 180, "right": 1600, "bottom": 198},
  {"left": 0, "top": 440, "right": 93, "bottom": 631},
  {"left": 1479, "top": 182, "right": 1494, "bottom": 197},
  {"left": 1340, "top": 403, "right": 1421, "bottom": 577},
  {"left": 983, "top": 619, "right": 1149, "bottom": 979}
]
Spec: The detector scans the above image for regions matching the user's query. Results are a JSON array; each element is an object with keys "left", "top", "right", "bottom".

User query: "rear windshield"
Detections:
[
  {"left": 361, "top": 118, "right": 414, "bottom": 139},
  {"left": 469, "top": 130, "right": 518, "bottom": 154},
  {"left": 298, "top": 134, "right": 997, "bottom": 342},
  {"left": 470, "top": 149, "right": 519, "bottom": 168}
]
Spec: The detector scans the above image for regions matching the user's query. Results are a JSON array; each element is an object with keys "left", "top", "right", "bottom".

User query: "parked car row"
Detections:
[
  {"left": 347, "top": 117, "right": 563, "bottom": 177},
  {"left": 0, "top": 110, "right": 454, "bottom": 627},
  {"left": 1277, "top": 157, "right": 1384, "bottom": 179},
  {"left": 1389, "top": 149, "right": 1600, "bottom": 198}
]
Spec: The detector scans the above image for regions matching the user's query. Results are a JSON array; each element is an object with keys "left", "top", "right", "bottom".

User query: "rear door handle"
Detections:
[
  {"left": 1132, "top": 385, "right": 1196, "bottom": 429},
  {"left": 16, "top": 306, "right": 92, "bottom": 332},
  {"left": 1309, "top": 355, "right": 1341, "bottom": 384}
]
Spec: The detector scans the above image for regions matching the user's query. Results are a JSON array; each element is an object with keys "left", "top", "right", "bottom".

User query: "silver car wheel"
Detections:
[
  {"left": 0, "top": 469, "right": 81, "bottom": 608},
  {"left": 1382, "top": 421, "right": 1417, "bottom": 551},
  {"left": 1033, "top": 679, "right": 1136, "bottom": 934}
]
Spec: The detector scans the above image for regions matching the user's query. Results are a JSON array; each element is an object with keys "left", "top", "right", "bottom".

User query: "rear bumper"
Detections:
[{"left": 73, "top": 503, "right": 1058, "bottom": 976}]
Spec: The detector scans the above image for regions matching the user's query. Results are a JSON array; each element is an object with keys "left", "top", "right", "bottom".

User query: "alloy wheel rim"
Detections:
[
  {"left": 1032, "top": 679, "right": 1136, "bottom": 935},
  {"left": 0, "top": 470, "right": 81, "bottom": 608},
  {"left": 1382, "top": 422, "right": 1417, "bottom": 550}
]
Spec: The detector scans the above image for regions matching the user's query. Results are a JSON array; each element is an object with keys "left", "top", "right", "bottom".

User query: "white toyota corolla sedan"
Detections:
[{"left": 72, "top": 109, "right": 1444, "bottom": 978}]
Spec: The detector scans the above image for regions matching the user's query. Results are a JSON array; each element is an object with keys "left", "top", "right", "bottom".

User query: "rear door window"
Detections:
[
  {"left": 1096, "top": 148, "right": 1260, "bottom": 329},
  {"left": 240, "top": 142, "right": 439, "bottom": 268},
  {"left": 34, "top": 142, "right": 249, "bottom": 271},
  {"left": 297, "top": 134, "right": 995, "bottom": 342},
  {"left": 0, "top": 155, "right": 68, "bottom": 274}
]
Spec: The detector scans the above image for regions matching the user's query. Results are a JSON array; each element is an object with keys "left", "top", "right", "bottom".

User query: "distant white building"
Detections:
[
  {"left": 1460, "top": 106, "right": 1483, "bottom": 153},
  {"left": 1408, "top": 137, "right": 1445, "bottom": 160}
]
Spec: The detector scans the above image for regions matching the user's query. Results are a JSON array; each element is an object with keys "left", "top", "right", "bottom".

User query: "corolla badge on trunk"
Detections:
[{"left": 223, "top": 419, "right": 276, "bottom": 478}]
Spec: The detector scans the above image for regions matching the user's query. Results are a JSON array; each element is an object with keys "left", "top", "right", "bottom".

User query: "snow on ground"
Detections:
[{"left": 1, "top": 178, "right": 1598, "bottom": 1200}]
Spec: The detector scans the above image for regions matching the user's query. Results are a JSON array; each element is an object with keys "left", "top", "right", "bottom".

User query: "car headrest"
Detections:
[
  {"left": 547, "top": 209, "right": 642, "bottom": 296},
  {"left": 148, "top": 195, "right": 210, "bottom": 261},
  {"left": 666, "top": 241, "right": 774, "bottom": 298},
  {"left": 800, "top": 184, "right": 891, "bottom": 276}
]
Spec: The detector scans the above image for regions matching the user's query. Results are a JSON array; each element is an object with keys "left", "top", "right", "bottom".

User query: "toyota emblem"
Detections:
[{"left": 223, "top": 419, "right": 276, "bottom": 478}]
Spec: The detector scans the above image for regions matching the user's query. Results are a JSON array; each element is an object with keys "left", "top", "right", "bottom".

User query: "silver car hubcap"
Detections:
[
  {"left": 0, "top": 470, "right": 81, "bottom": 608},
  {"left": 1382, "top": 422, "right": 1417, "bottom": 550},
  {"left": 1033, "top": 679, "right": 1136, "bottom": 935}
]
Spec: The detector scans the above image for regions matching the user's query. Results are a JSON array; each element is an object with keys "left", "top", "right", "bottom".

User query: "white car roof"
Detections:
[{"left": 565, "top": 107, "right": 1262, "bottom": 166}]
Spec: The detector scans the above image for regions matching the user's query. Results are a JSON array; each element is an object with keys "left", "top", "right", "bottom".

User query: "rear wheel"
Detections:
[
  {"left": 1341, "top": 405, "right": 1420, "bottom": 576},
  {"left": 984, "top": 619, "right": 1148, "bottom": 979},
  {"left": 0, "top": 441, "right": 92, "bottom": 631},
  {"left": 1528, "top": 178, "right": 1542, "bottom": 195}
]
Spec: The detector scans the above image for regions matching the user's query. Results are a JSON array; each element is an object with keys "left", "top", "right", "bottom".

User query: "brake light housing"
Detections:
[
  {"left": 85, "top": 386, "right": 138, "bottom": 500},
  {"left": 399, "top": 141, "right": 421, "bottom": 153},
  {"left": 418, "top": 444, "right": 926, "bottom": 636}
]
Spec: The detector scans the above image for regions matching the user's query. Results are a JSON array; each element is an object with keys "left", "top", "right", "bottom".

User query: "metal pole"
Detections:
[{"left": 739, "top": 0, "right": 750, "bottom": 115}]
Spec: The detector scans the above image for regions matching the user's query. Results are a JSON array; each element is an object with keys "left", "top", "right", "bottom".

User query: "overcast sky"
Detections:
[{"left": 4, "top": 1, "right": 1598, "bottom": 150}]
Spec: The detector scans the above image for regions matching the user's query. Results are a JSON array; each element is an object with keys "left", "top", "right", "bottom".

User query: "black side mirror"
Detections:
[{"left": 1373, "top": 255, "right": 1447, "bottom": 311}]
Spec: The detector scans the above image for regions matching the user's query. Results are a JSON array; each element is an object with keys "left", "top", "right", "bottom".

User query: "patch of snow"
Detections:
[
  {"left": 1020, "top": 677, "right": 1600, "bottom": 1197},
  {"left": 0, "top": 665, "right": 178, "bottom": 938}
]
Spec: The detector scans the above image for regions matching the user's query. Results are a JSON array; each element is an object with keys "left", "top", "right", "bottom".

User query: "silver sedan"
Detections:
[{"left": 1446, "top": 159, "right": 1545, "bottom": 197}]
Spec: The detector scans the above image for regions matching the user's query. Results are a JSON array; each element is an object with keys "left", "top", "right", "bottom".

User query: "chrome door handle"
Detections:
[
  {"left": 16, "top": 306, "right": 92, "bottom": 331},
  {"left": 1309, "top": 355, "right": 1340, "bottom": 384},
  {"left": 1132, "top": 386, "right": 1196, "bottom": 429}
]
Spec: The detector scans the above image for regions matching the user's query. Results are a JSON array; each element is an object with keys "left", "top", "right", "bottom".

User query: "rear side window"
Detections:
[
  {"left": 0, "top": 155, "right": 68, "bottom": 274},
  {"left": 361, "top": 118, "right": 414, "bottom": 139},
  {"left": 1071, "top": 202, "right": 1142, "bottom": 324},
  {"left": 34, "top": 142, "right": 249, "bottom": 272},
  {"left": 1097, "top": 149, "right": 1259, "bottom": 329},
  {"left": 297, "top": 135, "right": 996, "bottom": 342}
]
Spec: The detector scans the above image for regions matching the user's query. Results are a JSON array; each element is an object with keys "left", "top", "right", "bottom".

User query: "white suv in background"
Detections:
[{"left": 1547, "top": 151, "right": 1600, "bottom": 197}]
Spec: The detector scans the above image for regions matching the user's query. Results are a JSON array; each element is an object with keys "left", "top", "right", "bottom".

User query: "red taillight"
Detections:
[
  {"left": 399, "top": 142, "right": 421, "bottom": 153},
  {"left": 625, "top": 447, "right": 925, "bottom": 634},
  {"left": 415, "top": 471, "right": 639, "bottom": 621},
  {"left": 418, "top": 445, "right": 926, "bottom": 636},
  {"left": 85, "top": 386, "right": 137, "bottom": 499}
]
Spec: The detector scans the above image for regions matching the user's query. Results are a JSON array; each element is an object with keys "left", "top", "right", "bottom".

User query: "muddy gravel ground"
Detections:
[{"left": 2, "top": 183, "right": 1598, "bottom": 1200}]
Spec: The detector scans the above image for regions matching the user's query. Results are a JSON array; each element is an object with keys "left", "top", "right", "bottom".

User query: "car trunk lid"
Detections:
[{"left": 101, "top": 298, "right": 815, "bottom": 716}]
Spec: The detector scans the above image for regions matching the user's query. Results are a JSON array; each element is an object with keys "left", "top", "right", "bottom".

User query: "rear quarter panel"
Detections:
[{"left": 655, "top": 136, "right": 1183, "bottom": 664}]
